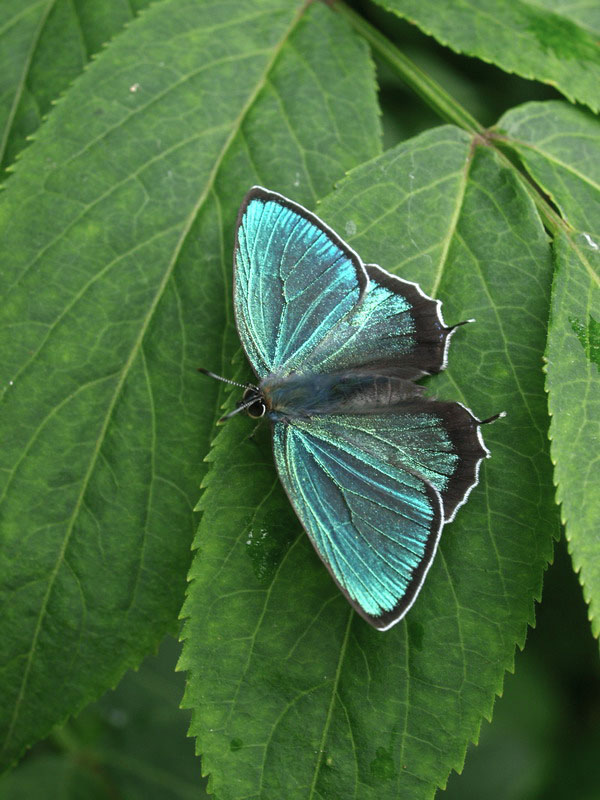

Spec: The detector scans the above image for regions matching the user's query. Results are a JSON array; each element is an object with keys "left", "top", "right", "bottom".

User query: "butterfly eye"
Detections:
[
  {"left": 242, "top": 387, "right": 266, "bottom": 418},
  {"left": 246, "top": 400, "right": 266, "bottom": 419}
]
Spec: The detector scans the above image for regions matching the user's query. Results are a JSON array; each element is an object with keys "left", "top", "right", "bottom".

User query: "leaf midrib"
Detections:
[
  {"left": 429, "top": 138, "right": 473, "bottom": 298},
  {"left": 307, "top": 608, "right": 354, "bottom": 800},
  {"left": 4, "top": 46, "right": 269, "bottom": 295},
  {"left": 1, "top": 0, "right": 310, "bottom": 753}
]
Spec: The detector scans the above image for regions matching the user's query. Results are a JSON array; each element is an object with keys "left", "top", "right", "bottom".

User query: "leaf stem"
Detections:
[{"left": 332, "top": 0, "right": 484, "bottom": 135}]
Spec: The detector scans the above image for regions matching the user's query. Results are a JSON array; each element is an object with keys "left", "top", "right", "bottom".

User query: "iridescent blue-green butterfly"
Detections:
[{"left": 201, "top": 186, "right": 501, "bottom": 631}]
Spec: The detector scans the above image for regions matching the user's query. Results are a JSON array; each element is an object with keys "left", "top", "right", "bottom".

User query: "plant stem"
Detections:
[{"left": 333, "top": 0, "right": 484, "bottom": 135}]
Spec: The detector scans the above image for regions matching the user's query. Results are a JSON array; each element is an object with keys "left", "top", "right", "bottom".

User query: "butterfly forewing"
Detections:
[
  {"left": 233, "top": 188, "right": 453, "bottom": 380},
  {"left": 234, "top": 187, "right": 365, "bottom": 379}
]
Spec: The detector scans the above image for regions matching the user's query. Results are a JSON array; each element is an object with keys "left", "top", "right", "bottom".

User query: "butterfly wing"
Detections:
[
  {"left": 304, "top": 399, "right": 489, "bottom": 525},
  {"left": 233, "top": 187, "right": 452, "bottom": 380},
  {"left": 272, "top": 414, "right": 448, "bottom": 630}
]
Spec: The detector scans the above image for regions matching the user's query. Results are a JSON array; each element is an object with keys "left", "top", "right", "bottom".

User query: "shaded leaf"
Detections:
[
  {"left": 374, "top": 0, "right": 600, "bottom": 113},
  {"left": 0, "top": 0, "right": 154, "bottom": 178},
  {"left": 444, "top": 538, "right": 600, "bottom": 799},
  {"left": 0, "top": 0, "right": 380, "bottom": 768},
  {"left": 0, "top": 637, "right": 204, "bottom": 800},
  {"left": 497, "top": 101, "right": 600, "bottom": 640},
  {"left": 180, "top": 125, "right": 558, "bottom": 799}
]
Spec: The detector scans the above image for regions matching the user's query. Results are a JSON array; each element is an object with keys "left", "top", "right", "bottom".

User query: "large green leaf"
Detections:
[
  {"left": 180, "top": 125, "right": 558, "bottom": 799},
  {"left": 0, "top": 0, "right": 154, "bottom": 178},
  {"left": 374, "top": 0, "right": 600, "bottom": 113},
  {"left": 497, "top": 101, "right": 600, "bottom": 640},
  {"left": 0, "top": 0, "right": 381, "bottom": 769}
]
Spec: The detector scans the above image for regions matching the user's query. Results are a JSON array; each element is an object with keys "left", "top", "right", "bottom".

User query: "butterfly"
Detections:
[{"left": 200, "top": 186, "right": 501, "bottom": 631}]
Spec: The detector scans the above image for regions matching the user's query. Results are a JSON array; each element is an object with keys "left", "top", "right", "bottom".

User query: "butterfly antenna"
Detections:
[
  {"left": 197, "top": 368, "right": 254, "bottom": 390},
  {"left": 480, "top": 411, "right": 507, "bottom": 425},
  {"left": 217, "top": 398, "right": 258, "bottom": 425}
]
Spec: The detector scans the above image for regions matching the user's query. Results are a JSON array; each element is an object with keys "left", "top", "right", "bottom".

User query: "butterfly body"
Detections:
[
  {"left": 212, "top": 186, "right": 497, "bottom": 630},
  {"left": 259, "top": 370, "right": 424, "bottom": 420}
]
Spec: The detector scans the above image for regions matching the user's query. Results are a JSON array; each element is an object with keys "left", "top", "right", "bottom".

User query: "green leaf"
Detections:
[
  {"left": 546, "top": 234, "right": 600, "bottom": 638},
  {"left": 496, "top": 101, "right": 600, "bottom": 233},
  {"left": 0, "top": 0, "right": 153, "bottom": 178},
  {"left": 496, "top": 101, "right": 600, "bottom": 640},
  {"left": 373, "top": 0, "right": 600, "bottom": 113},
  {"left": 0, "top": 0, "right": 381, "bottom": 769},
  {"left": 180, "top": 125, "right": 558, "bottom": 799},
  {"left": 0, "top": 637, "right": 204, "bottom": 800}
]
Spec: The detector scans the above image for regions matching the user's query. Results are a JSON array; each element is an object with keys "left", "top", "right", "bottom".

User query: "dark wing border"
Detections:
[
  {"left": 365, "top": 263, "right": 457, "bottom": 378},
  {"left": 425, "top": 399, "right": 490, "bottom": 523}
]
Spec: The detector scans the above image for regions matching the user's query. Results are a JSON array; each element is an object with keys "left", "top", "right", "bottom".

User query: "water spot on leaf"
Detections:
[
  {"left": 230, "top": 738, "right": 243, "bottom": 751},
  {"left": 581, "top": 232, "right": 599, "bottom": 251},
  {"left": 370, "top": 746, "right": 397, "bottom": 782},
  {"left": 245, "top": 525, "right": 291, "bottom": 583},
  {"left": 569, "top": 315, "right": 600, "bottom": 370}
]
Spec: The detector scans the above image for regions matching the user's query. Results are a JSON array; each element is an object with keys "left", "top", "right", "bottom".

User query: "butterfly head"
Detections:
[
  {"left": 197, "top": 368, "right": 269, "bottom": 423},
  {"left": 240, "top": 387, "right": 267, "bottom": 419}
]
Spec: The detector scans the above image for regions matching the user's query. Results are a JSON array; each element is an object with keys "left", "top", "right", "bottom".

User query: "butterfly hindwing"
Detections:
[
  {"left": 273, "top": 417, "right": 444, "bottom": 629},
  {"left": 311, "top": 401, "right": 489, "bottom": 524},
  {"left": 233, "top": 187, "right": 453, "bottom": 380}
]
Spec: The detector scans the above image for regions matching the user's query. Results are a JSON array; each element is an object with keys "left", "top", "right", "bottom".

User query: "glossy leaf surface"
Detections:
[{"left": 0, "top": 0, "right": 154, "bottom": 178}]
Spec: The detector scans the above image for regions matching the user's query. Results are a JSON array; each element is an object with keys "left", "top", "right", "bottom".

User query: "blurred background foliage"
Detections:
[
  {"left": 1, "top": 1, "right": 597, "bottom": 798},
  {"left": 0, "top": 637, "right": 207, "bottom": 800}
]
